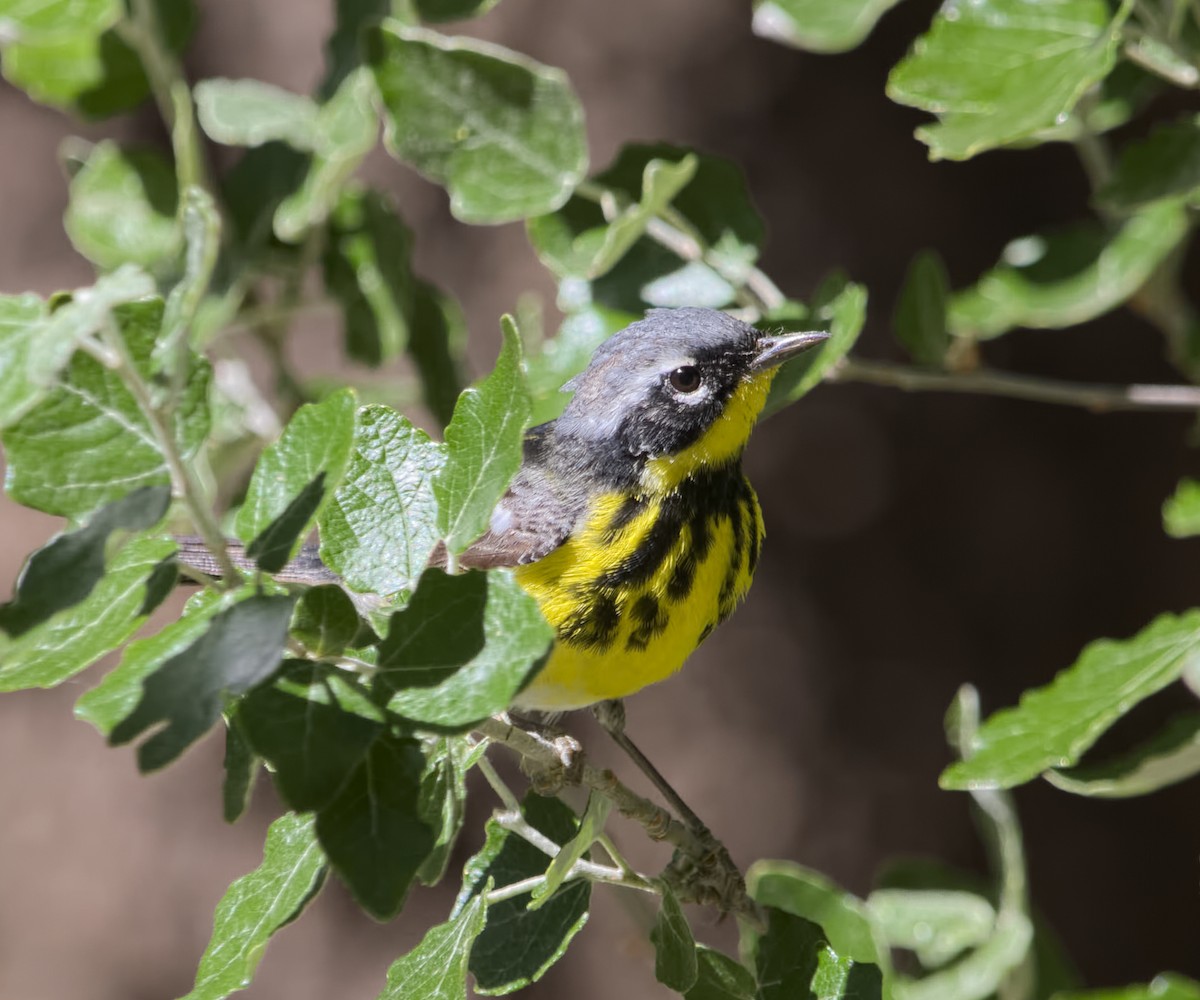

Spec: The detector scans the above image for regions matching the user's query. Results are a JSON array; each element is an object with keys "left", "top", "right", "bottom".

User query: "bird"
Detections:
[{"left": 179, "top": 307, "right": 826, "bottom": 711}]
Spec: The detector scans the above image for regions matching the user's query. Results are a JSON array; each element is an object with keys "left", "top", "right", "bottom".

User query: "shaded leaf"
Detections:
[
  {"left": 763, "top": 278, "right": 867, "bottom": 418},
  {"left": 219, "top": 142, "right": 312, "bottom": 263},
  {"left": 895, "top": 249, "right": 949, "bottom": 368},
  {"left": 414, "top": 0, "right": 502, "bottom": 22},
  {"left": 457, "top": 794, "right": 590, "bottom": 995},
  {"left": 3, "top": 298, "right": 211, "bottom": 518},
  {"left": 652, "top": 885, "right": 699, "bottom": 993},
  {"left": 435, "top": 316, "right": 530, "bottom": 554},
  {"left": 1163, "top": 478, "right": 1200, "bottom": 538},
  {"left": 317, "top": 404, "right": 445, "bottom": 597},
  {"left": 1101, "top": 116, "right": 1200, "bottom": 210},
  {"left": 409, "top": 280, "right": 468, "bottom": 427},
  {"left": 529, "top": 791, "right": 610, "bottom": 909},
  {"left": 109, "top": 594, "right": 295, "bottom": 771},
  {"left": 245, "top": 473, "right": 329, "bottom": 574},
  {"left": 290, "top": 584, "right": 360, "bottom": 657},
  {"left": 64, "top": 141, "right": 181, "bottom": 273},
  {"left": 751, "top": 0, "right": 902, "bottom": 53},
  {"left": 369, "top": 22, "right": 587, "bottom": 223},
  {"left": 377, "top": 891, "right": 488, "bottom": 1000},
  {"left": 417, "top": 735, "right": 488, "bottom": 885},
  {"left": 948, "top": 202, "right": 1190, "bottom": 340},
  {"left": 222, "top": 718, "right": 260, "bottom": 823},
  {"left": 376, "top": 568, "right": 552, "bottom": 728},
  {"left": 685, "top": 947, "right": 756, "bottom": 1000},
  {"left": 315, "top": 731, "right": 434, "bottom": 920},
  {"left": 0, "top": 535, "right": 175, "bottom": 693},
  {"left": 813, "top": 948, "right": 884, "bottom": 1000},
  {"left": 183, "top": 813, "right": 326, "bottom": 1000},
  {"left": 942, "top": 611, "right": 1200, "bottom": 790},
  {"left": 887, "top": 0, "right": 1124, "bottom": 160},
  {"left": 744, "top": 908, "right": 824, "bottom": 1000},
  {"left": 0, "top": 485, "right": 169, "bottom": 637},
  {"left": 1045, "top": 711, "right": 1200, "bottom": 798},
  {"left": 238, "top": 660, "right": 385, "bottom": 812},
  {"left": 320, "top": 0, "right": 390, "bottom": 98}
]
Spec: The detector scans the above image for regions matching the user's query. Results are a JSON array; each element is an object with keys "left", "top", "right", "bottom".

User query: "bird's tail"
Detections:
[{"left": 175, "top": 536, "right": 339, "bottom": 586}]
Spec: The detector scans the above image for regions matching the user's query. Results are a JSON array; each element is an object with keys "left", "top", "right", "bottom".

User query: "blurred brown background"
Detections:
[{"left": 3, "top": 1, "right": 1200, "bottom": 997}]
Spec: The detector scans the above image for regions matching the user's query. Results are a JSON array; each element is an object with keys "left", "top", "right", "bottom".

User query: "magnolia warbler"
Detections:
[{"left": 179, "top": 308, "right": 826, "bottom": 710}]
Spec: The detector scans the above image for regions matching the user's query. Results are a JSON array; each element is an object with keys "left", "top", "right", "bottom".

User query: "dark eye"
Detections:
[{"left": 669, "top": 366, "right": 701, "bottom": 393}]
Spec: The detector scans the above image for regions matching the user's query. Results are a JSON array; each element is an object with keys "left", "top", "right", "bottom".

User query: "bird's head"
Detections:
[{"left": 555, "top": 308, "right": 826, "bottom": 487}]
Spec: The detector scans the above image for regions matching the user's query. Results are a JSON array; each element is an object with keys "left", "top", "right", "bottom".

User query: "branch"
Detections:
[{"left": 831, "top": 357, "right": 1200, "bottom": 412}]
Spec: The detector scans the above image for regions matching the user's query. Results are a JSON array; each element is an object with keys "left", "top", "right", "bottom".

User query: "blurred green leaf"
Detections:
[
  {"left": 195, "top": 78, "right": 321, "bottom": 150},
  {"left": 245, "top": 473, "right": 329, "bottom": 575},
  {"left": 238, "top": 660, "right": 385, "bottom": 811},
  {"left": 435, "top": 315, "right": 530, "bottom": 554},
  {"left": 0, "top": 294, "right": 49, "bottom": 429},
  {"left": 0, "top": 535, "right": 175, "bottom": 692},
  {"left": 888, "top": 0, "right": 1125, "bottom": 160},
  {"left": 0, "top": 485, "right": 169, "bottom": 637},
  {"left": 747, "top": 861, "right": 888, "bottom": 969},
  {"left": 109, "top": 593, "right": 294, "bottom": 771},
  {"left": 290, "top": 584, "right": 360, "bottom": 657},
  {"left": 751, "top": 0, "right": 901, "bottom": 53},
  {"left": 321, "top": 0, "right": 389, "bottom": 98},
  {"left": 64, "top": 141, "right": 181, "bottom": 273},
  {"left": 376, "top": 568, "right": 552, "bottom": 729},
  {"left": 652, "top": 885, "right": 699, "bottom": 993},
  {"left": 895, "top": 250, "right": 949, "bottom": 368},
  {"left": 1163, "top": 478, "right": 1200, "bottom": 538},
  {"left": 219, "top": 142, "right": 312, "bottom": 263},
  {"left": 866, "top": 889, "right": 996, "bottom": 968},
  {"left": 315, "top": 730, "right": 434, "bottom": 920},
  {"left": 948, "top": 202, "right": 1190, "bottom": 340},
  {"left": 526, "top": 156, "right": 697, "bottom": 279},
  {"left": 409, "top": 280, "right": 467, "bottom": 427},
  {"left": 1102, "top": 116, "right": 1200, "bottom": 211},
  {"left": 417, "top": 735, "right": 487, "bottom": 885},
  {"left": 414, "top": 0, "right": 502, "bottom": 21},
  {"left": 369, "top": 22, "right": 587, "bottom": 223},
  {"left": 1056, "top": 975, "right": 1200, "bottom": 1000},
  {"left": 457, "top": 794, "right": 590, "bottom": 995},
  {"left": 235, "top": 388, "right": 356, "bottom": 564},
  {"left": 222, "top": 719, "right": 260, "bottom": 823},
  {"left": 182, "top": 813, "right": 326, "bottom": 1000},
  {"left": 317, "top": 404, "right": 445, "bottom": 597},
  {"left": 377, "top": 891, "right": 488, "bottom": 1000},
  {"left": 1045, "top": 711, "right": 1200, "bottom": 798},
  {"left": 744, "top": 908, "right": 823, "bottom": 1000},
  {"left": 943, "top": 612, "right": 1200, "bottom": 790},
  {"left": 3, "top": 298, "right": 211, "bottom": 518},
  {"left": 685, "top": 947, "right": 756, "bottom": 1000},
  {"left": 764, "top": 278, "right": 867, "bottom": 418}
]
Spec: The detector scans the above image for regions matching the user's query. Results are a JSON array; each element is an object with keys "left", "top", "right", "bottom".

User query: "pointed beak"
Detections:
[{"left": 750, "top": 330, "right": 829, "bottom": 372}]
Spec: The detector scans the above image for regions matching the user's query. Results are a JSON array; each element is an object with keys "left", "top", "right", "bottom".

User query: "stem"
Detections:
[
  {"left": 83, "top": 327, "right": 241, "bottom": 584},
  {"left": 832, "top": 357, "right": 1200, "bottom": 412}
]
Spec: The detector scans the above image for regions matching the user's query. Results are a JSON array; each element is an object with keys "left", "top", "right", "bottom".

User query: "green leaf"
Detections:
[
  {"left": 0, "top": 534, "right": 175, "bottom": 692},
  {"left": 1056, "top": 976, "right": 1200, "bottom": 1000},
  {"left": 377, "top": 891, "right": 488, "bottom": 1000},
  {"left": 235, "top": 387, "right": 356, "bottom": 563},
  {"left": 159, "top": 186, "right": 221, "bottom": 365},
  {"left": 317, "top": 404, "right": 445, "bottom": 597},
  {"left": 948, "top": 202, "right": 1190, "bottom": 340},
  {"left": 195, "top": 78, "right": 321, "bottom": 150},
  {"left": 894, "top": 250, "right": 949, "bottom": 368},
  {"left": 416, "top": 734, "right": 488, "bottom": 885},
  {"left": 0, "top": 293, "right": 49, "bottom": 428},
  {"left": 751, "top": 0, "right": 902, "bottom": 53},
  {"left": 3, "top": 298, "right": 211, "bottom": 519},
  {"left": 530, "top": 790, "right": 610, "bottom": 909},
  {"left": 435, "top": 316, "right": 530, "bottom": 554},
  {"left": 457, "top": 794, "right": 590, "bottom": 994},
  {"left": 1045, "top": 711, "right": 1200, "bottom": 798},
  {"left": 64, "top": 141, "right": 181, "bottom": 273},
  {"left": 369, "top": 22, "right": 588, "bottom": 223},
  {"left": 942, "top": 611, "right": 1200, "bottom": 790},
  {"left": 814, "top": 948, "right": 884, "bottom": 1000},
  {"left": 109, "top": 593, "right": 295, "bottom": 771},
  {"left": 314, "top": 730, "right": 434, "bottom": 920},
  {"left": 219, "top": 142, "right": 312, "bottom": 263},
  {"left": 526, "top": 155, "right": 697, "bottom": 279},
  {"left": 290, "top": 584, "right": 360, "bottom": 657},
  {"left": 652, "top": 885, "right": 699, "bottom": 993},
  {"left": 237, "top": 660, "right": 385, "bottom": 811},
  {"left": 1163, "top": 478, "right": 1200, "bottom": 538},
  {"left": 320, "top": 0, "right": 389, "bottom": 98},
  {"left": 685, "top": 947, "right": 756, "bottom": 1000},
  {"left": 182, "top": 813, "right": 326, "bottom": 1000},
  {"left": 0, "top": 485, "right": 169, "bottom": 637},
  {"left": 1101, "top": 116, "right": 1200, "bottom": 210},
  {"left": 866, "top": 888, "right": 996, "bottom": 968},
  {"left": 222, "top": 719, "right": 260, "bottom": 823},
  {"left": 745, "top": 908, "right": 824, "bottom": 1000},
  {"left": 274, "top": 68, "right": 379, "bottom": 241},
  {"left": 763, "top": 278, "right": 867, "bottom": 418},
  {"left": 887, "top": 0, "right": 1126, "bottom": 160},
  {"left": 746, "top": 861, "right": 888, "bottom": 969},
  {"left": 245, "top": 473, "right": 328, "bottom": 574},
  {"left": 323, "top": 187, "right": 418, "bottom": 366},
  {"left": 376, "top": 568, "right": 552, "bottom": 728},
  {"left": 525, "top": 305, "right": 634, "bottom": 425},
  {"left": 414, "top": 0, "right": 502, "bottom": 22},
  {"left": 410, "top": 280, "right": 468, "bottom": 427}
]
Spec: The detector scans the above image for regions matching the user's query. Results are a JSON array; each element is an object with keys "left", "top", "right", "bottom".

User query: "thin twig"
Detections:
[{"left": 831, "top": 357, "right": 1200, "bottom": 412}]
